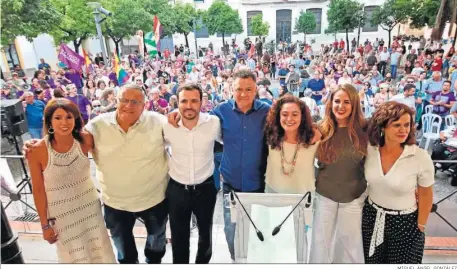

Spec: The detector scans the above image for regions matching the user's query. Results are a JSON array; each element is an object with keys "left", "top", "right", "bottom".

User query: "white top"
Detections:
[
  {"left": 390, "top": 94, "right": 416, "bottom": 110},
  {"left": 379, "top": 51, "right": 390, "bottom": 62},
  {"left": 163, "top": 113, "right": 222, "bottom": 185},
  {"left": 85, "top": 111, "right": 169, "bottom": 212},
  {"left": 265, "top": 142, "right": 318, "bottom": 194},
  {"left": 43, "top": 137, "right": 116, "bottom": 263},
  {"left": 364, "top": 144, "right": 434, "bottom": 210},
  {"left": 300, "top": 97, "right": 318, "bottom": 116}
]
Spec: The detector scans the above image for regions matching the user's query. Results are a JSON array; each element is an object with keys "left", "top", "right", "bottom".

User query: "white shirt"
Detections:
[
  {"left": 300, "top": 97, "right": 318, "bottom": 116},
  {"left": 379, "top": 51, "right": 390, "bottom": 62},
  {"left": 390, "top": 94, "right": 416, "bottom": 110},
  {"left": 85, "top": 111, "right": 169, "bottom": 212},
  {"left": 364, "top": 145, "right": 434, "bottom": 210},
  {"left": 162, "top": 113, "right": 222, "bottom": 185}
]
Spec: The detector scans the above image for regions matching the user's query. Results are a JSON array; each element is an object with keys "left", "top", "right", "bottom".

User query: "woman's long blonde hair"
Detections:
[{"left": 317, "top": 84, "right": 368, "bottom": 164}]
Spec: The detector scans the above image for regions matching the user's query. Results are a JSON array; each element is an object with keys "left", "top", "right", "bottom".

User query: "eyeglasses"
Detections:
[
  {"left": 93, "top": 105, "right": 101, "bottom": 108},
  {"left": 407, "top": 81, "right": 414, "bottom": 83},
  {"left": 118, "top": 98, "right": 143, "bottom": 106}
]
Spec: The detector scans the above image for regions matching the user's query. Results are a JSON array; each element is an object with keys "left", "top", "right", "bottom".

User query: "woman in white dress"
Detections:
[
  {"left": 263, "top": 95, "right": 318, "bottom": 194},
  {"left": 363, "top": 101, "right": 434, "bottom": 263},
  {"left": 27, "top": 98, "right": 115, "bottom": 263}
]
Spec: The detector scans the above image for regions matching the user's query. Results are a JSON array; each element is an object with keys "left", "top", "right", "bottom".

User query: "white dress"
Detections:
[{"left": 43, "top": 137, "right": 115, "bottom": 263}]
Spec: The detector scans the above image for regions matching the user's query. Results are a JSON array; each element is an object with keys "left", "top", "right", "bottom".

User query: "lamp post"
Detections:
[{"left": 87, "top": 2, "right": 112, "bottom": 65}]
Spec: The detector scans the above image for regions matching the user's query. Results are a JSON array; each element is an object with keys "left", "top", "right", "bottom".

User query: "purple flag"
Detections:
[{"left": 58, "top": 44, "right": 84, "bottom": 71}]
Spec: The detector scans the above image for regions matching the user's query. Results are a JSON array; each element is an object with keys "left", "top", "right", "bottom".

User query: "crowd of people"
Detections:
[{"left": 5, "top": 34, "right": 457, "bottom": 264}]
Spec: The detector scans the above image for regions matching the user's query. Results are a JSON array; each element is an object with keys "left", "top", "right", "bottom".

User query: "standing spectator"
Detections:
[
  {"left": 65, "top": 84, "right": 92, "bottom": 125},
  {"left": 285, "top": 64, "right": 300, "bottom": 97},
  {"left": 390, "top": 48, "right": 402, "bottom": 79},
  {"left": 37, "top": 58, "right": 51, "bottom": 76},
  {"left": 430, "top": 80, "right": 455, "bottom": 118},
  {"left": 378, "top": 47, "right": 390, "bottom": 77},
  {"left": 21, "top": 92, "right": 45, "bottom": 139},
  {"left": 391, "top": 83, "right": 419, "bottom": 110}
]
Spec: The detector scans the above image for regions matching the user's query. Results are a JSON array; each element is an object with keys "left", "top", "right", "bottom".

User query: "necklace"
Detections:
[{"left": 280, "top": 141, "right": 300, "bottom": 176}]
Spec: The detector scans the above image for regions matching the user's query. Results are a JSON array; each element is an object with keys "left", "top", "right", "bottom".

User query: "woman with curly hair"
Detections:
[
  {"left": 263, "top": 95, "right": 318, "bottom": 193},
  {"left": 362, "top": 102, "right": 434, "bottom": 264},
  {"left": 310, "top": 84, "right": 368, "bottom": 263}
]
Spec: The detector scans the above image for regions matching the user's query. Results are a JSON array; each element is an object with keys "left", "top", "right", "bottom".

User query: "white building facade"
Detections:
[{"left": 172, "top": 0, "right": 393, "bottom": 53}]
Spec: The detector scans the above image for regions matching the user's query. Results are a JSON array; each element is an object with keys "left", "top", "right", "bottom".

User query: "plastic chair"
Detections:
[
  {"left": 445, "top": 115, "right": 455, "bottom": 129},
  {"left": 424, "top": 105, "right": 433, "bottom": 114},
  {"left": 421, "top": 113, "right": 442, "bottom": 151}
]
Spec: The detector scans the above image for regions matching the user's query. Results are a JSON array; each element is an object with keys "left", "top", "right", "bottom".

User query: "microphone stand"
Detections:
[
  {"left": 272, "top": 191, "right": 312, "bottom": 236},
  {"left": 231, "top": 190, "right": 264, "bottom": 241}
]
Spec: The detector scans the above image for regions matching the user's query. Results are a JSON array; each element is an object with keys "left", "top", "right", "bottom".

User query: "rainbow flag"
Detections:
[{"left": 114, "top": 49, "right": 129, "bottom": 86}]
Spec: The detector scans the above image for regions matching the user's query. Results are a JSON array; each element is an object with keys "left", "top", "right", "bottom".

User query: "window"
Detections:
[
  {"left": 247, "top": 11, "right": 262, "bottom": 36},
  {"left": 306, "top": 8, "right": 322, "bottom": 34},
  {"left": 195, "top": 18, "right": 209, "bottom": 38},
  {"left": 363, "top": 6, "right": 378, "bottom": 32},
  {"left": 217, "top": 32, "right": 231, "bottom": 37}
]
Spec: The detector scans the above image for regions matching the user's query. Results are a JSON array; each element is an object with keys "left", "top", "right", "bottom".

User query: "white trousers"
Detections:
[{"left": 309, "top": 191, "right": 366, "bottom": 263}]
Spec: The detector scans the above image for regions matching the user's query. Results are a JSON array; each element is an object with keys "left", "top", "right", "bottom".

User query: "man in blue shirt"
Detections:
[
  {"left": 37, "top": 58, "right": 51, "bottom": 76},
  {"left": 307, "top": 71, "right": 326, "bottom": 105},
  {"left": 277, "top": 64, "right": 289, "bottom": 90},
  {"left": 22, "top": 92, "right": 45, "bottom": 139},
  {"left": 210, "top": 70, "right": 270, "bottom": 261}
]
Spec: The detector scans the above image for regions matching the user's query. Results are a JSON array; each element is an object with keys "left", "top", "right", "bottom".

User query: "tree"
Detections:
[
  {"left": 102, "top": 0, "right": 152, "bottom": 54},
  {"left": 326, "top": 0, "right": 364, "bottom": 52},
  {"left": 202, "top": 0, "right": 243, "bottom": 44},
  {"left": 295, "top": 10, "right": 317, "bottom": 44},
  {"left": 251, "top": 14, "right": 270, "bottom": 38},
  {"left": 48, "top": 0, "right": 96, "bottom": 53},
  {"left": 172, "top": 2, "right": 199, "bottom": 48},
  {"left": 371, "top": 0, "right": 413, "bottom": 47},
  {"left": 143, "top": 0, "right": 176, "bottom": 38},
  {"left": 1, "top": 0, "right": 60, "bottom": 46}
]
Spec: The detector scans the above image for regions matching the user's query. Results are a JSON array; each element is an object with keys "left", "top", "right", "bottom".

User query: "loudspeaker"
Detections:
[{"left": 1, "top": 99, "right": 28, "bottom": 136}]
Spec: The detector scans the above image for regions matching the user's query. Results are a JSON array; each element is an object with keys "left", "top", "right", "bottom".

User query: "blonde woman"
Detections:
[{"left": 310, "top": 84, "right": 368, "bottom": 263}]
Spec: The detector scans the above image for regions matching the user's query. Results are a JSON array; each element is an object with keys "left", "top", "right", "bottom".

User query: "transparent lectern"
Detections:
[{"left": 230, "top": 192, "right": 313, "bottom": 263}]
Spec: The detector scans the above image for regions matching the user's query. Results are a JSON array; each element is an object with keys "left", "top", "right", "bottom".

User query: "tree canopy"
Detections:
[
  {"left": 371, "top": 0, "right": 412, "bottom": 46},
  {"left": 1, "top": 0, "right": 60, "bottom": 46},
  {"left": 48, "top": 0, "right": 96, "bottom": 53},
  {"left": 202, "top": 0, "right": 243, "bottom": 44},
  {"left": 295, "top": 10, "right": 317, "bottom": 43},
  {"left": 326, "top": 0, "right": 364, "bottom": 51},
  {"left": 251, "top": 14, "right": 270, "bottom": 37},
  {"left": 172, "top": 2, "right": 200, "bottom": 47},
  {"left": 101, "top": 0, "right": 152, "bottom": 52}
]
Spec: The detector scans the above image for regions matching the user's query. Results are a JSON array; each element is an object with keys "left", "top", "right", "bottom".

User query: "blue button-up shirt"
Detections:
[{"left": 211, "top": 99, "right": 270, "bottom": 191}]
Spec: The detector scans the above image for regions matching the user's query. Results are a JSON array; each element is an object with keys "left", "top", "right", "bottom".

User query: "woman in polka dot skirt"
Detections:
[{"left": 363, "top": 102, "right": 434, "bottom": 264}]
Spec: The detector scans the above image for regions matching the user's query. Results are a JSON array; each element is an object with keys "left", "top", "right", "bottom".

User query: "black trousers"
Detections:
[
  {"left": 166, "top": 176, "right": 218, "bottom": 264},
  {"left": 378, "top": 61, "right": 387, "bottom": 77},
  {"left": 362, "top": 200, "right": 425, "bottom": 264}
]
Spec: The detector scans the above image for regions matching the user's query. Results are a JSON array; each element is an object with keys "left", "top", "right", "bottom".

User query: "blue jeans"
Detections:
[
  {"left": 213, "top": 152, "right": 223, "bottom": 190},
  {"left": 104, "top": 200, "right": 168, "bottom": 264},
  {"left": 29, "top": 128, "right": 42, "bottom": 139},
  {"left": 222, "top": 185, "right": 236, "bottom": 261},
  {"left": 390, "top": 65, "right": 398, "bottom": 79}
]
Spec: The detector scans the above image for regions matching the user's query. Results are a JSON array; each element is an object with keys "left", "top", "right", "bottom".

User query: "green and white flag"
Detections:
[{"left": 144, "top": 31, "right": 158, "bottom": 57}]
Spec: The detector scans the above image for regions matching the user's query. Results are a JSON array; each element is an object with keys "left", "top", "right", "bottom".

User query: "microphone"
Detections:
[
  {"left": 272, "top": 191, "right": 312, "bottom": 236},
  {"left": 231, "top": 190, "right": 264, "bottom": 242}
]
